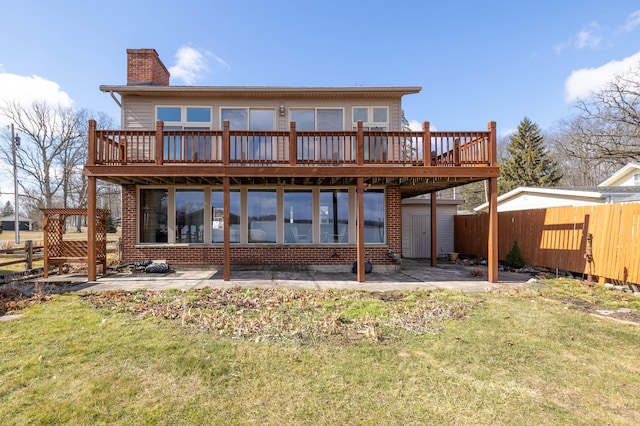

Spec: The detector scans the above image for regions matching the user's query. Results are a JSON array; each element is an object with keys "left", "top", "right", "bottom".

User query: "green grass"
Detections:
[{"left": 1, "top": 281, "right": 639, "bottom": 425}]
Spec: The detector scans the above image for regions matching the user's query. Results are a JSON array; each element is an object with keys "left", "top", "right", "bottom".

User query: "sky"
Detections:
[{"left": 0, "top": 2, "right": 639, "bottom": 160}]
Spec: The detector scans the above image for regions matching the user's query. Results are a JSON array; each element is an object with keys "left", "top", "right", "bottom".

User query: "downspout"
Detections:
[{"left": 108, "top": 90, "right": 122, "bottom": 108}]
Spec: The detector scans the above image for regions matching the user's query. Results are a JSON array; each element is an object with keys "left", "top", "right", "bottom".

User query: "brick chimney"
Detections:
[{"left": 126, "top": 49, "right": 170, "bottom": 86}]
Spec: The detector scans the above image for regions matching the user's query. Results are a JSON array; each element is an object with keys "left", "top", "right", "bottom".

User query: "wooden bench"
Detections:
[{"left": 44, "top": 240, "right": 107, "bottom": 278}]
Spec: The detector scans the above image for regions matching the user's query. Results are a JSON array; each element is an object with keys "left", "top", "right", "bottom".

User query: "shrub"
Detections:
[{"left": 505, "top": 240, "right": 525, "bottom": 269}]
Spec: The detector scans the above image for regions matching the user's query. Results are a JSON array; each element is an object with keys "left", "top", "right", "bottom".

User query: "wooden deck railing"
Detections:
[{"left": 88, "top": 120, "right": 496, "bottom": 168}]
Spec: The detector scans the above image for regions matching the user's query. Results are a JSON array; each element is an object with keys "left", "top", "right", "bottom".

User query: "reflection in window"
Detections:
[
  {"left": 211, "top": 190, "right": 241, "bottom": 243},
  {"left": 175, "top": 189, "right": 204, "bottom": 243},
  {"left": 140, "top": 189, "right": 168, "bottom": 243},
  {"left": 223, "top": 108, "right": 275, "bottom": 161},
  {"left": 247, "top": 190, "right": 277, "bottom": 243},
  {"left": 320, "top": 189, "right": 349, "bottom": 243},
  {"left": 363, "top": 189, "right": 385, "bottom": 243},
  {"left": 284, "top": 190, "right": 313, "bottom": 243}
]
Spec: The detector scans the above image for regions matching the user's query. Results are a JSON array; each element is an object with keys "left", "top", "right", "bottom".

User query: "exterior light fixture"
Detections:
[{"left": 279, "top": 105, "right": 286, "bottom": 117}]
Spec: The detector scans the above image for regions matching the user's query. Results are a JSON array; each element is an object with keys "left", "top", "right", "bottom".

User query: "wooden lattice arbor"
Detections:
[{"left": 42, "top": 208, "right": 108, "bottom": 278}]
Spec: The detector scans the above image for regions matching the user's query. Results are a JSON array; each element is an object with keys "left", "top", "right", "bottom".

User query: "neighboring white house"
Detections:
[
  {"left": 402, "top": 198, "right": 463, "bottom": 258},
  {"left": 597, "top": 163, "right": 640, "bottom": 187},
  {"left": 473, "top": 163, "right": 640, "bottom": 213}
]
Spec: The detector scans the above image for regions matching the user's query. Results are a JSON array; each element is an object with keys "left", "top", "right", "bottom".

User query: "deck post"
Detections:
[
  {"left": 154, "top": 120, "right": 164, "bottom": 165},
  {"left": 88, "top": 119, "right": 96, "bottom": 166},
  {"left": 222, "top": 120, "right": 230, "bottom": 165},
  {"left": 357, "top": 177, "right": 365, "bottom": 282},
  {"left": 356, "top": 121, "right": 364, "bottom": 166},
  {"left": 431, "top": 191, "right": 437, "bottom": 267},
  {"left": 423, "top": 122, "right": 431, "bottom": 166},
  {"left": 488, "top": 121, "right": 497, "bottom": 166},
  {"left": 87, "top": 176, "right": 97, "bottom": 281},
  {"left": 223, "top": 176, "right": 230, "bottom": 281},
  {"left": 487, "top": 176, "right": 499, "bottom": 283},
  {"left": 289, "top": 121, "right": 297, "bottom": 166}
]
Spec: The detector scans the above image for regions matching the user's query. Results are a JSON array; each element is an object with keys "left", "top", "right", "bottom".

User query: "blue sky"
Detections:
[{"left": 1, "top": 0, "right": 639, "bottom": 137}]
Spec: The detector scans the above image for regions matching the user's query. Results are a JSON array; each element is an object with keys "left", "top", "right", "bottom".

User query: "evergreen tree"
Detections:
[
  {"left": 1, "top": 201, "right": 14, "bottom": 217},
  {"left": 106, "top": 211, "right": 118, "bottom": 233},
  {"left": 499, "top": 117, "right": 562, "bottom": 194}
]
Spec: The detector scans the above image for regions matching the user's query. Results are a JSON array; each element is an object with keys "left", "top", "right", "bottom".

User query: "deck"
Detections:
[{"left": 85, "top": 120, "right": 499, "bottom": 196}]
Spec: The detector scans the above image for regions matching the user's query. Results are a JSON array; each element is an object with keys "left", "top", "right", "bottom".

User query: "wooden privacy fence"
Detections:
[{"left": 454, "top": 203, "right": 640, "bottom": 284}]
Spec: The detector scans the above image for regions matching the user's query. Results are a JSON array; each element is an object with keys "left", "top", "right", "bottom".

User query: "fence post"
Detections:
[{"left": 25, "top": 240, "right": 33, "bottom": 270}]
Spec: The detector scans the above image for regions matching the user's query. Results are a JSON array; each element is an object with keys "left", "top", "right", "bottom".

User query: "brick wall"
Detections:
[
  {"left": 120, "top": 185, "right": 402, "bottom": 268},
  {"left": 126, "top": 49, "right": 170, "bottom": 86}
]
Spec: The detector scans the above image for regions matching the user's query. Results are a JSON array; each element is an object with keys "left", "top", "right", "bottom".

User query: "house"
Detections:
[
  {"left": 83, "top": 48, "right": 500, "bottom": 282},
  {"left": 474, "top": 163, "right": 640, "bottom": 213},
  {"left": 1, "top": 215, "right": 33, "bottom": 231}
]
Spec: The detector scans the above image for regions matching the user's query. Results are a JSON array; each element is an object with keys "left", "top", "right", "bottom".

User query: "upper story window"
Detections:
[
  {"left": 634, "top": 173, "right": 640, "bottom": 185},
  {"left": 156, "top": 106, "right": 212, "bottom": 129},
  {"left": 353, "top": 107, "right": 388, "bottom": 130},
  {"left": 290, "top": 108, "right": 344, "bottom": 130},
  {"left": 221, "top": 108, "right": 275, "bottom": 130}
]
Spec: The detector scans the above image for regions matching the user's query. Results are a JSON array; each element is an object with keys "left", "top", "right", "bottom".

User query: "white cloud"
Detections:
[
  {"left": 168, "top": 46, "right": 210, "bottom": 85},
  {"left": 575, "top": 30, "right": 602, "bottom": 49},
  {"left": 408, "top": 120, "right": 422, "bottom": 131},
  {"left": 555, "top": 23, "right": 603, "bottom": 53},
  {"left": 619, "top": 10, "right": 640, "bottom": 32},
  {"left": 0, "top": 72, "right": 73, "bottom": 126},
  {"left": 564, "top": 51, "right": 640, "bottom": 101}
]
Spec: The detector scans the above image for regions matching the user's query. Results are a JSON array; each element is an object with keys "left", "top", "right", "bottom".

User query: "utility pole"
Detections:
[{"left": 10, "top": 124, "right": 20, "bottom": 244}]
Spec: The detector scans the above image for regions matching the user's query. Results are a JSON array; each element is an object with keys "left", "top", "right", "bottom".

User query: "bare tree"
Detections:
[
  {"left": 548, "top": 116, "right": 623, "bottom": 186},
  {"left": 1, "top": 101, "right": 85, "bottom": 211},
  {"left": 572, "top": 62, "right": 640, "bottom": 163}
]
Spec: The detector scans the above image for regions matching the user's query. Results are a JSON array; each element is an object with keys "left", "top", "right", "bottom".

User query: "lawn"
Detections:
[{"left": 1, "top": 279, "right": 639, "bottom": 425}]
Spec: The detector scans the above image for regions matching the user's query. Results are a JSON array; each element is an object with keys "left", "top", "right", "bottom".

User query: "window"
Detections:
[
  {"left": 175, "top": 189, "right": 204, "bottom": 243},
  {"left": 247, "top": 190, "right": 277, "bottom": 243},
  {"left": 320, "top": 189, "right": 349, "bottom": 243},
  {"left": 157, "top": 106, "right": 212, "bottom": 128},
  {"left": 353, "top": 107, "right": 389, "bottom": 161},
  {"left": 363, "top": 189, "right": 385, "bottom": 243},
  {"left": 140, "top": 189, "right": 168, "bottom": 243},
  {"left": 211, "top": 190, "right": 241, "bottom": 243},
  {"left": 291, "top": 108, "right": 344, "bottom": 161},
  {"left": 157, "top": 106, "right": 212, "bottom": 161},
  {"left": 284, "top": 190, "right": 313, "bottom": 243},
  {"left": 352, "top": 107, "right": 388, "bottom": 130},
  {"left": 222, "top": 108, "right": 275, "bottom": 161},
  {"left": 290, "top": 108, "right": 344, "bottom": 131},
  {"left": 634, "top": 173, "right": 640, "bottom": 185},
  {"left": 137, "top": 186, "right": 386, "bottom": 246}
]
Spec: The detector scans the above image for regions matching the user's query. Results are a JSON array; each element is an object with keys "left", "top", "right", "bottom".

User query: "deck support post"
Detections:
[
  {"left": 487, "top": 121, "right": 498, "bottom": 283},
  {"left": 357, "top": 177, "right": 365, "bottom": 283},
  {"left": 223, "top": 176, "right": 230, "bottom": 281},
  {"left": 431, "top": 191, "right": 437, "bottom": 267},
  {"left": 87, "top": 176, "right": 97, "bottom": 281},
  {"left": 487, "top": 176, "right": 499, "bottom": 283}
]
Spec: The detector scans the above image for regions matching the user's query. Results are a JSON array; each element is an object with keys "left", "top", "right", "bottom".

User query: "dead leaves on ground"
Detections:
[{"left": 83, "top": 287, "right": 476, "bottom": 344}]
